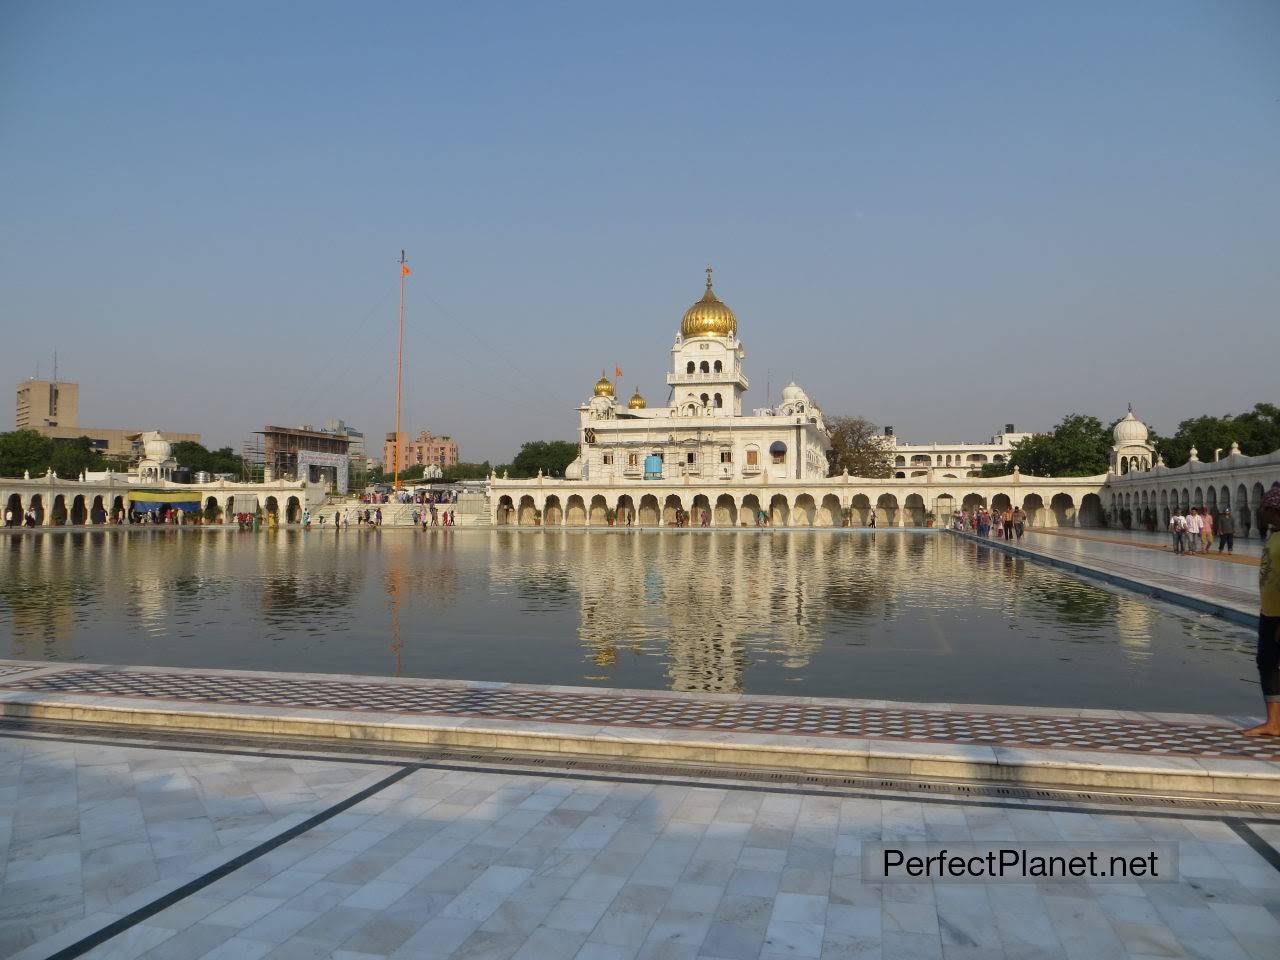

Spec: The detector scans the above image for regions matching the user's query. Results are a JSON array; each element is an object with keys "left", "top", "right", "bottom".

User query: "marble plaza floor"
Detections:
[
  {"left": 964, "top": 530, "right": 1261, "bottom": 622},
  {"left": 3, "top": 727, "right": 1280, "bottom": 960}
]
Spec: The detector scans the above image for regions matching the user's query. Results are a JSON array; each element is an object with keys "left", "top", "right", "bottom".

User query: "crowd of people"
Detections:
[
  {"left": 951, "top": 506, "right": 1026, "bottom": 541},
  {"left": 360, "top": 488, "right": 459, "bottom": 506},
  {"left": 1167, "top": 506, "right": 1235, "bottom": 555}
]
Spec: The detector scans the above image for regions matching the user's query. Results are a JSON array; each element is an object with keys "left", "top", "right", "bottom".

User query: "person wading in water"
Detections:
[{"left": 1243, "top": 482, "right": 1280, "bottom": 737}]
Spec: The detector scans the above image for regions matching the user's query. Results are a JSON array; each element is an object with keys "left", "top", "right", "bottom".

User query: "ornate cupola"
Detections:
[
  {"left": 627, "top": 388, "right": 647, "bottom": 409},
  {"left": 593, "top": 372, "right": 615, "bottom": 398},
  {"left": 680, "top": 267, "right": 737, "bottom": 338},
  {"left": 1110, "top": 404, "right": 1156, "bottom": 475}
]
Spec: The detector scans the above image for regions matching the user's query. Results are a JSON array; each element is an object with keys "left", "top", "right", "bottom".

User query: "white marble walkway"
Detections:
[{"left": 4, "top": 734, "right": 1279, "bottom": 960}]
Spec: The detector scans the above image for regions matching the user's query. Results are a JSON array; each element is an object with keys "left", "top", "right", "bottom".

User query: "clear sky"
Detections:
[{"left": 2, "top": 2, "right": 1277, "bottom": 462}]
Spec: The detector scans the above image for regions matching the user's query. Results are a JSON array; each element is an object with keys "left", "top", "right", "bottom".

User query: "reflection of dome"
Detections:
[
  {"left": 1113, "top": 408, "right": 1149, "bottom": 444},
  {"left": 594, "top": 373, "right": 615, "bottom": 397},
  {"left": 141, "top": 431, "right": 171, "bottom": 461},
  {"left": 628, "top": 388, "right": 647, "bottom": 409},
  {"left": 681, "top": 268, "right": 737, "bottom": 338}
]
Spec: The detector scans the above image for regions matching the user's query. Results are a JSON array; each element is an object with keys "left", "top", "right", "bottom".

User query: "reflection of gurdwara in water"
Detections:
[{"left": 574, "top": 533, "right": 834, "bottom": 693}]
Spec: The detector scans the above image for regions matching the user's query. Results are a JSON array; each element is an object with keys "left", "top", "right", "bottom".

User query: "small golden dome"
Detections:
[
  {"left": 593, "top": 372, "right": 615, "bottom": 397},
  {"left": 627, "top": 388, "right": 647, "bottom": 409},
  {"left": 681, "top": 266, "right": 737, "bottom": 338}
]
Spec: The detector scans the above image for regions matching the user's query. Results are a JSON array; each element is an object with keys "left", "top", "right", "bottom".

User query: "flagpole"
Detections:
[{"left": 393, "top": 250, "right": 407, "bottom": 491}]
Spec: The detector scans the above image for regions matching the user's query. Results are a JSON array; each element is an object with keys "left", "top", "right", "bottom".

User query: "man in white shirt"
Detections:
[
  {"left": 1169, "top": 511, "right": 1186, "bottom": 554},
  {"left": 1184, "top": 509, "right": 1202, "bottom": 553}
]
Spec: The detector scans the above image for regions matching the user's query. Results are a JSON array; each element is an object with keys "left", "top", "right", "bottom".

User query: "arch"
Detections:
[
  {"left": 934, "top": 492, "right": 956, "bottom": 523},
  {"left": 769, "top": 494, "right": 789, "bottom": 527},
  {"left": 70, "top": 494, "right": 88, "bottom": 526},
  {"left": 904, "top": 493, "right": 926, "bottom": 526},
  {"left": 1179, "top": 488, "right": 1190, "bottom": 512},
  {"left": 699, "top": 360, "right": 710, "bottom": 374},
  {"left": 792, "top": 494, "right": 815, "bottom": 527},
  {"left": 1050, "top": 493, "right": 1075, "bottom": 527},
  {"left": 29, "top": 494, "right": 44, "bottom": 525},
  {"left": 691, "top": 494, "right": 711, "bottom": 526},
  {"left": 5, "top": 492, "right": 22, "bottom": 526},
  {"left": 662, "top": 494, "right": 683, "bottom": 526},
  {"left": 90, "top": 495, "right": 105, "bottom": 524},
  {"left": 714, "top": 393, "right": 723, "bottom": 409},
  {"left": 875, "top": 494, "right": 898, "bottom": 527},
  {"left": 686, "top": 361, "right": 695, "bottom": 374},
  {"left": 991, "top": 493, "right": 1012, "bottom": 515},
  {"left": 543, "top": 495, "right": 563, "bottom": 526},
  {"left": 1079, "top": 493, "right": 1103, "bottom": 527},
  {"left": 203, "top": 495, "right": 220, "bottom": 524},
  {"left": 961, "top": 493, "right": 985, "bottom": 513},
  {"left": 713, "top": 360, "right": 723, "bottom": 373},
  {"left": 741, "top": 494, "right": 762, "bottom": 526},
  {"left": 263, "top": 496, "right": 279, "bottom": 520},
  {"left": 565, "top": 494, "right": 586, "bottom": 526},
  {"left": 110, "top": 494, "right": 124, "bottom": 523},
  {"left": 714, "top": 494, "right": 737, "bottom": 527},
  {"left": 496, "top": 495, "right": 514, "bottom": 525},
  {"left": 895, "top": 472, "right": 906, "bottom": 479},
  {"left": 944, "top": 455, "right": 952, "bottom": 467},
  {"left": 894, "top": 456, "right": 906, "bottom": 467},
  {"left": 588, "top": 495, "right": 609, "bottom": 525},
  {"left": 1237, "top": 484, "right": 1250, "bottom": 537},
  {"left": 818, "top": 494, "right": 841, "bottom": 527},
  {"left": 700, "top": 393, "right": 710, "bottom": 406},
  {"left": 850, "top": 493, "right": 871, "bottom": 526},
  {"left": 51, "top": 494, "right": 68, "bottom": 526},
  {"left": 1219, "top": 486, "right": 1231, "bottom": 512},
  {"left": 1205, "top": 486, "right": 1217, "bottom": 515},
  {"left": 616, "top": 494, "right": 636, "bottom": 526},
  {"left": 638, "top": 494, "right": 660, "bottom": 526},
  {"left": 770, "top": 441, "right": 787, "bottom": 465},
  {"left": 1193, "top": 486, "right": 1204, "bottom": 508},
  {"left": 1021, "top": 493, "right": 1044, "bottom": 527},
  {"left": 286, "top": 497, "right": 302, "bottom": 523}
]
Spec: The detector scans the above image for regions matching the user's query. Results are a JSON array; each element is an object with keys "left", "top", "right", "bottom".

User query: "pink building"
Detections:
[{"left": 383, "top": 430, "right": 459, "bottom": 474}]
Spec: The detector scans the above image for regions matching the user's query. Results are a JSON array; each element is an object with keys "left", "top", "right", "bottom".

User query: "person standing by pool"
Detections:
[
  {"left": 1012, "top": 506, "right": 1025, "bottom": 541},
  {"left": 1185, "top": 508, "right": 1202, "bottom": 553},
  {"left": 1242, "top": 482, "right": 1280, "bottom": 737},
  {"left": 1218, "top": 509, "right": 1235, "bottom": 553},
  {"left": 1200, "top": 508, "right": 1214, "bottom": 553},
  {"left": 1169, "top": 511, "right": 1185, "bottom": 554}
]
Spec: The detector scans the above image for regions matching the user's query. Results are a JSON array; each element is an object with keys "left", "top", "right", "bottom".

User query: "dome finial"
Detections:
[{"left": 705, "top": 265, "right": 713, "bottom": 291}]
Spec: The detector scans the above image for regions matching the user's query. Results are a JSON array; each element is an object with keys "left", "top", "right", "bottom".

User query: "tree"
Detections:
[
  {"left": 442, "top": 461, "right": 492, "bottom": 481},
  {"left": 824, "top": 417, "right": 892, "bottom": 478},
  {"left": 509, "top": 440, "right": 579, "bottom": 478},
  {"left": 170, "top": 441, "right": 246, "bottom": 476},
  {"left": 49, "top": 437, "right": 99, "bottom": 478},
  {"left": 999, "top": 414, "right": 1110, "bottom": 477},
  {"left": 0, "top": 429, "right": 54, "bottom": 477},
  {"left": 1156, "top": 403, "right": 1280, "bottom": 467}
]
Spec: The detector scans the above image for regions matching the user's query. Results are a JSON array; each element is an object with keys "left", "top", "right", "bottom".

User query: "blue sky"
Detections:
[{"left": 2, "top": 2, "right": 1277, "bottom": 461}]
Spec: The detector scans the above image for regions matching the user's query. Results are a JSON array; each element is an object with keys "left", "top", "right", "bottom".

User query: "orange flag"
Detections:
[
  {"left": 614, "top": 365, "right": 622, "bottom": 378},
  {"left": 401, "top": 263, "right": 412, "bottom": 277}
]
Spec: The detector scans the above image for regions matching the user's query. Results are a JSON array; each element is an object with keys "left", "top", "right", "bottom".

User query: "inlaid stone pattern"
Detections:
[{"left": 7, "top": 667, "right": 1280, "bottom": 761}]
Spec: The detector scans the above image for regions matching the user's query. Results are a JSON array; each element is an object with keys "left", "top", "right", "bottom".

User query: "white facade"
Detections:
[
  {"left": 886, "top": 427, "right": 1034, "bottom": 478},
  {"left": 564, "top": 272, "right": 831, "bottom": 486}
]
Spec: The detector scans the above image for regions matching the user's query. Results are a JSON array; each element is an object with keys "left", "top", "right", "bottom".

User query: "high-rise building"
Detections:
[
  {"left": 16, "top": 378, "right": 79, "bottom": 430},
  {"left": 383, "top": 431, "right": 459, "bottom": 473}
]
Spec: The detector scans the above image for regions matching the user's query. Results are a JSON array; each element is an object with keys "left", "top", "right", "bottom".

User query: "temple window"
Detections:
[{"left": 770, "top": 441, "right": 787, "bottom": 464}]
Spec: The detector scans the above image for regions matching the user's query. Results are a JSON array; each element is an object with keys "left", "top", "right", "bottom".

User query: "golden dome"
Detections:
[
  {"left": 627, "top": 388, "right": 647, "bottom": 409},
  {"left": 593, "top": 372, "right": 615, "bottom": 397},
  {"left": 680, "top": 266, "right": 736, "bottom": 338}
]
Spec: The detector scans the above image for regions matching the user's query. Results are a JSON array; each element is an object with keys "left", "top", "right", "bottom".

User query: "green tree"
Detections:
[
  {"left": 172, "top": 440, "right": 248, "bottom": 476},
  {"left": 1002, "top": 414, "right": 1110, "bottom": 477},
  {"left": 0, "top": 429, "right": 54, "bottom": 477},
  {"left": 442, "top": 461, "right": 492, "bottom": 481},
  {"left": 825, "top": 416, "right": 892, "bottom": 478},
  {"left": 49, "top": 437, "right": 99, "bottom": 478},
  {"left": 509, "top": 440, "right": 579, "bottom": 478},
  {"left": 1156, "top": 403, "right": 1280, "bottom": 467}
]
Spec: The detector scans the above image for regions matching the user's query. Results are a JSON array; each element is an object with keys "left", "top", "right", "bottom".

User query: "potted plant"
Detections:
[
  {"left": 924, "top": 510, "right": 937, "bottom": 528},
  {"left": 605, "top": 507, "right": 617, "bottom": 527}
]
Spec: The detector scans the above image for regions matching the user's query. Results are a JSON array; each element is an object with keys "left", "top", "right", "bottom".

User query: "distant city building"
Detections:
[
  {"left": 258, "top": 425, "right": 351, "bottom": 493},
  {"left": 16, "top": 378, "right": 78, "bottom": 429},
  {"left": 883, "top": 424, "right": 1036, "bottom": 479},
  {"left": 319, "top": 419, "right": 365, "bottom": 460},
  {"left": 383, "top": 430, "right": 459, "bottom": 474},
  {"left": 13, "top": 377, "right": 198, "bottom": 457}
]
